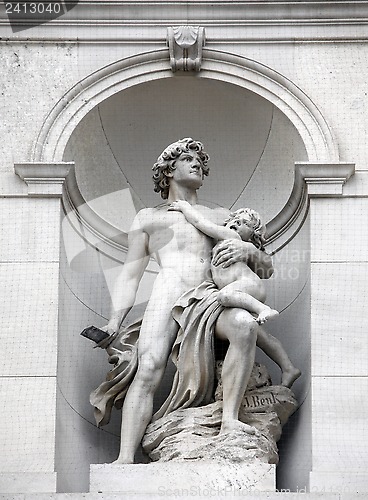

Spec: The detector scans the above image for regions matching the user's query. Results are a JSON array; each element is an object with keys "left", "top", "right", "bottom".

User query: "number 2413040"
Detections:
[{"left": 5, "top": 3, "right": 62, "bottom": 14}]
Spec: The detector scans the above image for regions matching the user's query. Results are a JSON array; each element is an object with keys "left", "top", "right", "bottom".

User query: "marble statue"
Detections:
[{"left": 87, "top": 138, "right": 300, "bottom": 465}]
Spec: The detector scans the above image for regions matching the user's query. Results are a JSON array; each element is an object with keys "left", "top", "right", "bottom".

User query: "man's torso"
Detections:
[{"left": 137, "top": 204, "right": 229, "bottom": 288}]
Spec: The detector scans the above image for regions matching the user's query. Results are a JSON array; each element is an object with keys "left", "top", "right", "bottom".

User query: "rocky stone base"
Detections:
[{"left": 143, "top": 363, "right": 298, "bottom": 465}]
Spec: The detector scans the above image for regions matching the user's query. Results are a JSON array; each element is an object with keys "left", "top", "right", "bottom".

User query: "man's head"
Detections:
[{"left": 152, "top": 138, "right": 210, "bottom": 199}]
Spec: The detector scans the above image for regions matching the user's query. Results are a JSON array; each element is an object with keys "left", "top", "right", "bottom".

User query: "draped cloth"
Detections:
[
  {"left": 90, "top": 319, "right": 141, "bottom": 427},
  {"left": 90, "top": 281, "right": 224, "bottom": 427},
  {"left": 153, "top": 280, "right": 223, "bottom": 420}
]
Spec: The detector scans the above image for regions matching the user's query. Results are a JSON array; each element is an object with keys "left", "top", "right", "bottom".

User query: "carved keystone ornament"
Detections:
[{"left": 167, "top": 26, "right": 206, "bottom": 72}]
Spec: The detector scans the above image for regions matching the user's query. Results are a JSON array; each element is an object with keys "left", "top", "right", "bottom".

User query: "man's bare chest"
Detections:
[{"left": 143, "top": 210, "right": 208, "bottom": 253}]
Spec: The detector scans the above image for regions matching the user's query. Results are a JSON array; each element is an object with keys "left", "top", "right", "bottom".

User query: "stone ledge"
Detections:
[
  {"left": 90, "top": 462, "right": 276, "bottom": 495},
  {"left": 14, "top": 163, "right": 73, "bottom": 198},
  {"left": 296, "top": 162, "right": 355, "bottom": 198},
  {"left": 2, "top": 493, "right": 368, "bottom": 499}
]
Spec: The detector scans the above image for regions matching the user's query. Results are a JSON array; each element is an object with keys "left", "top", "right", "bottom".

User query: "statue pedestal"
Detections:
[{"left": 90, "top": 462, "right": 276, "bottom": 495}]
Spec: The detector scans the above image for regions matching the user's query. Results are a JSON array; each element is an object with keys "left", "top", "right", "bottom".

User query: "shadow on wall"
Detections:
[{"left": 260, "top": 215, "right": 311, "bottom": 492}]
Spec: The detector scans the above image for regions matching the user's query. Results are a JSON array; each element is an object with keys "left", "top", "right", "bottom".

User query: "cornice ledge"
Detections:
[
  {"left": 296, "top": 162, "right": 355, "bottom": 197},
  {"left": 3, "top": 1, "right": 368, "bottom": 43},
  {"left": 265, "top": 161, "right": 355, "bottom": 253},
  {"left": 14, "top": 162, "right": 73, "bottom": 197}
]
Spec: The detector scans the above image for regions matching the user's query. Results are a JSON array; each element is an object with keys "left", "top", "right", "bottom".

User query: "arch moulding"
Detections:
[{"left": 32, "top": 48, "right": 339, "bottom": 164}]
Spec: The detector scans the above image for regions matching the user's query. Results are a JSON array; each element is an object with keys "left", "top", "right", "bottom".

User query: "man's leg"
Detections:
[
  {"left": 115, "top": 280, "right": 180, "bottom": 463},
  {"left": 215, "top": 307, "right": 258, "bottom": 434},
  {"left": 256, "top": 327, "right": 301, "bottom": 387}
]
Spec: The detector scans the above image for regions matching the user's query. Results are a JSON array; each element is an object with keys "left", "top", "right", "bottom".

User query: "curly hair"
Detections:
[
  {"left": 225, "top": 208, "right": 267, "bottom": 250},
  {"left": 152, "top": 138, "right": 210, "bottom": 199}
]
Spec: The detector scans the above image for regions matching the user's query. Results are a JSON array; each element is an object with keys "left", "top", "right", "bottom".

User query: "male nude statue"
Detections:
[{"left": 104, "top": 138, "right": 273, "bottom": 464}]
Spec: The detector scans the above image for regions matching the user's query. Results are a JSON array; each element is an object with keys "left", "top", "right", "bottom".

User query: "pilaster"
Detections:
[
  {"left": 0, "top": 163, "right": 72, "bottom": 494},
  {"left": 300, "top": 163, "right": 368, "bottom": 493}
]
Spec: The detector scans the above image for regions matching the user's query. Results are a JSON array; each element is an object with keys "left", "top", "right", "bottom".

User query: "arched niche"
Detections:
[{"left": 53, "top": 49, "right": 337, "bottom": 492}]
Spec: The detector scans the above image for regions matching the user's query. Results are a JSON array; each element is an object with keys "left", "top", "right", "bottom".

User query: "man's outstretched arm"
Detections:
[{"left": 106, "top": 212, "right": 150, "bottom": 334}]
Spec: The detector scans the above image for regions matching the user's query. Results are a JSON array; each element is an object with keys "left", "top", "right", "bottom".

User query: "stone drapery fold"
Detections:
[{"left": 90, "top": 281, "right": 224, "bottom": 426}]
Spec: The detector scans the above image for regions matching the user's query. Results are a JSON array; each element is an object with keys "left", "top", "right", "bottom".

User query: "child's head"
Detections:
[{"left": 224, "top": 208, "right": 267, "bottom": 250}]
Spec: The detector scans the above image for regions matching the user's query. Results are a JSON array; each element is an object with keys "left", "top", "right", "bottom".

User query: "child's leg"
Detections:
[
  {"left": 256, "top": 327, "right": 301, "bottom": 388},
  {"left": 217, "top": 280, "right": 279, "bottom": 324}
]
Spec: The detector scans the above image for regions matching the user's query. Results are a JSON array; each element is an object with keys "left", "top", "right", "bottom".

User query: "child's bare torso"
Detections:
[{"left": 211, "top": 241, "right": 266, "bottom": 301}]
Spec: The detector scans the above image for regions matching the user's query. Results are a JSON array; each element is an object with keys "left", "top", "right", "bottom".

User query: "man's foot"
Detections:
[
  {"left": 219, "top": 419, "right": 259, "bottom": 436},
  {"left": 256, "top": 308, "right": 279, "bottom": 325},
  {"left": 281, "top": 367, "right": 301, "bottom": 388}
]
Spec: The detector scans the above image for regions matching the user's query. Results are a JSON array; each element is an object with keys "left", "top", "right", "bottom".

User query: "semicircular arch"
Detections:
[{"left": 33, "top": 48, "right": 338, "bottom": 164}]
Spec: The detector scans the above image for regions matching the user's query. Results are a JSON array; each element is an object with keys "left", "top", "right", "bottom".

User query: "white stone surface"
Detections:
[
  {"left": 290, "top": 44, "right": 368, "bottom": 171},
  {"left": 90, "top": 462, "right": 276, "bottom": 495},
  {"left": 0, "top": 198, "right": 60, "bottom": 262},
  {"left": 268, "top": 221, "right": 310, "bottom": 314},
  {"left": 233, "top": 107, "right": 307, "bottom": 216},
  {"left": 0, "top": 473, "right": 56, "bottom": 494},
  {"left": 310, "top": 198, "right": 368, "bottom": 263},
  {"left": 277, "top": 385, "right": 312, "bottom": 492},
  {"left": 310, "top": 471, "right": 368, "bottom": 494},
  {"left": 0, "top": 493, "right": 348, "bottom": 500},
  {"left": 14, "top": 163, "right": 72, "bottom": 198},
  {"left": 311, "top": 263, "right": 368, "bottom": 377},
  {"left": 0, "top": 43, "right": 79, "bottom": 175},
  {"left": 0, "top": 172, "right": 28, "bottom": 196},
  {"left": 0, "top": 262, "right": 59, "bottom": 377},
  {"left": 0, "top": 377, "right": 56, "bottom": 473},
  {"left": 343, "top": 170, "right": 368, "bottom": 197},
  {"left": 55, "top": 265, "right": 122, "bottom": 493},
  {"left": 65, "top": 78, "right": 306, "bottom": 225},
  {"left": 311, "top": 377, "right": 368, "bottom": 473}
]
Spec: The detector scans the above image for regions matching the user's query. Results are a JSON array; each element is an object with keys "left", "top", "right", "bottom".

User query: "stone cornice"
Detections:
[
  {"left": 265, "top": 162, "right": 355, "bottom": 252},
  {"left": 296, "top": 162, "right": 355, "bottom": 197},
  {"left": 2, "top": 1, "right": 368, "bottom": 42},
  {"left": 14, "top": 162, "right": 72, "bottom": 197}
]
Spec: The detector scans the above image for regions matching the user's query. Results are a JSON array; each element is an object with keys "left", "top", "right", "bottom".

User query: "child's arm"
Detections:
[{"left": 169, "top": 200, "right": 241, "bottom": 241}]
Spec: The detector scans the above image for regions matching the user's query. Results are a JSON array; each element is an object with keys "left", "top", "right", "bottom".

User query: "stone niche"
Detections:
[{"left": 56, "top": 75, "right": 310, "bottom": 493}]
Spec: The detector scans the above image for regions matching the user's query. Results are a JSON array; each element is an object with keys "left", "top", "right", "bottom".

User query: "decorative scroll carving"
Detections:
[{"left": 167, "top": 26, "right": 206, "bottom": 72}]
